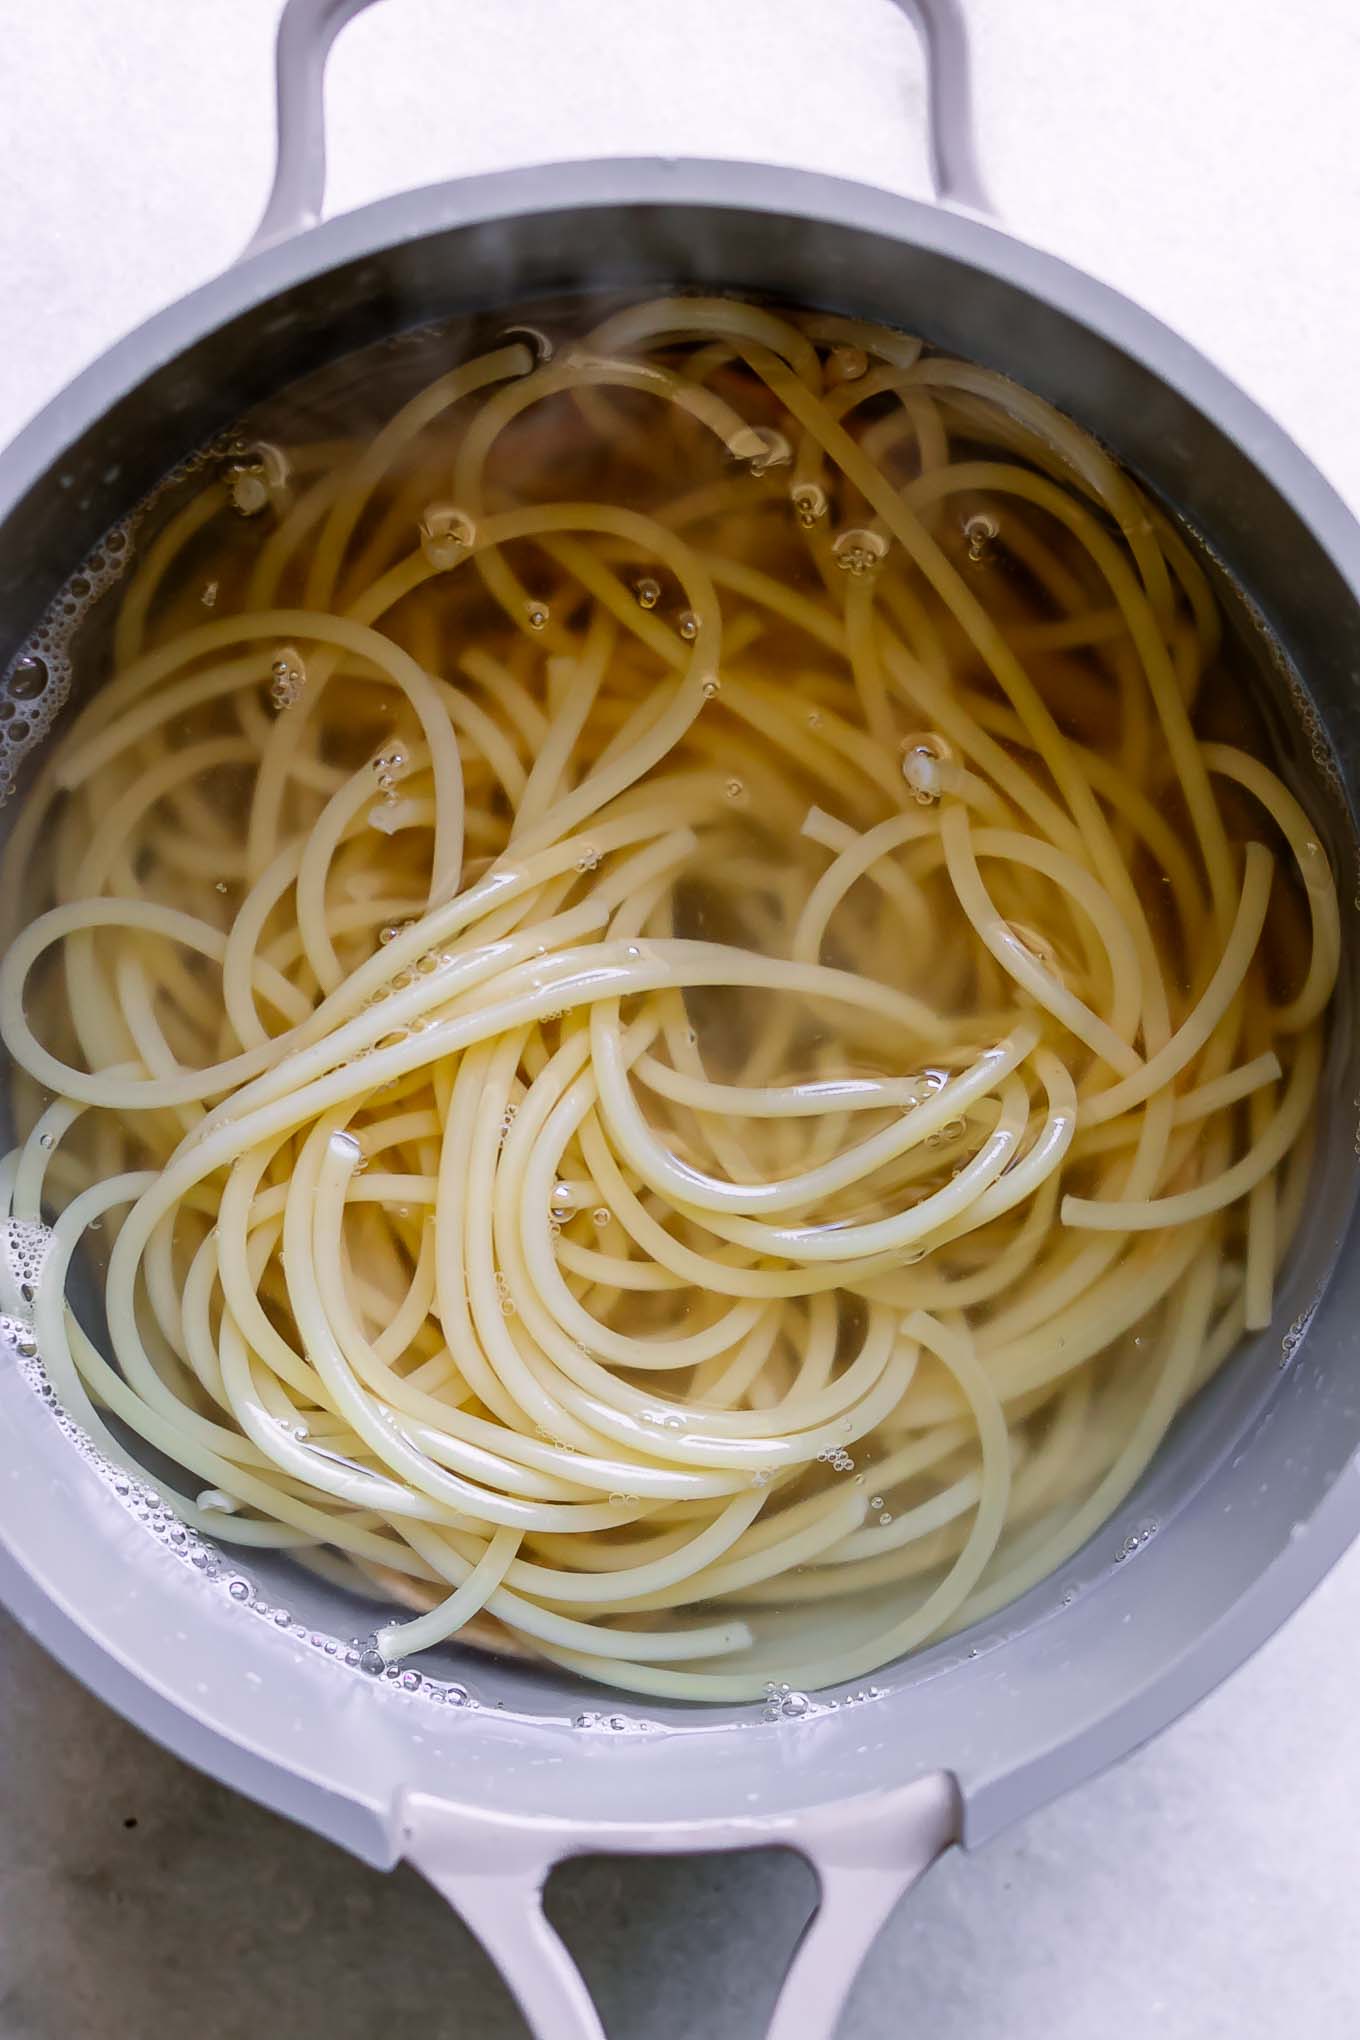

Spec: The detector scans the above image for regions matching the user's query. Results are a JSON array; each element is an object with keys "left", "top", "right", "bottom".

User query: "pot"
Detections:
[{"left": 2, "top": 3, "right": 1359, "bottom": 2034}]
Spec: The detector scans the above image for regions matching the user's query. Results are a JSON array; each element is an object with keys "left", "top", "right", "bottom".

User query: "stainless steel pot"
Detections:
[{"left": 2, "top": 4, "right": 1359, "bottom": 2034}]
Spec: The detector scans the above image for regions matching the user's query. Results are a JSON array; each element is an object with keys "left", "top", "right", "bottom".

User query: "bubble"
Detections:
[
  {"left": 227, "top": 1578, "right": 251, "bottom": 1602},
  {"left": 724, "top": 776, "right": 745, "bottom": 801},
  {"left": 359, "top": 1647, "right": 386, "bottom": 1676},
  {"left": 779, "top": 1691, "right": 811, "bottom": 1718},
  {"left": 879, "top": 1511, "right": 893, "bottom": 1525},
  {"left": 964, "top": 510, "right": 999, "bottom": 563},
  {"left": 592, "top": 1206, "right": 611, "bottom": 1230},
  {"left": 201, "top": 580, "right": 219, "bottom": 608},
  {"left": 371, "top": 745, "right": 407, "bottom": 807},
  {"left": 870, "top": 1495, "right": 884, "bottom": 1510},
  {"left": 269, "top": 645, "right": 306, "bottom": 712},
  {"left": 832, "top": 528, "right": 889, "bottom": 575},
  {"left": 677, "top": 610, "right": 700, "bottom": 641},
  {"left": 400, "top": 1669, "right": 422, "bottom": 1691},
  {"left": 635, "top": 577, "right": 661, "bottom": 610},
  {"left": 419, "top": 503, "right": 476, "bottom": 570},
  {"left": 790, "top": 481, "right": 828, "bottom": 529},
  {"left": 574, "top": 846, "right": 601, "bottom": 873},
  {"left": 549, "top": 1182, "right": 579, "bottom": 1221},
  {"left": 8, "top": 655, "right": 48, "bottom": 701},
  {"left": 524, "top": 601, "right": 549, "bottom": 631},
  {"left": 38, "top": 1132, "right": 54, "bottom": 1151},
  {"left": 701, "top": 677, "right": 721, "bottom": 699}
]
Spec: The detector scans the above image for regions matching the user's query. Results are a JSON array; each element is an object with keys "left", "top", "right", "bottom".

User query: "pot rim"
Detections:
[{"left": 3, "top": 155, "right": 1360, "bottom": 1859}]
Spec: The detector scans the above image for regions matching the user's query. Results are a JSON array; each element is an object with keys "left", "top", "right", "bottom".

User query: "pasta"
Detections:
[{"left": 0, "top": 294, "right": 1339, "bottom": 1702}]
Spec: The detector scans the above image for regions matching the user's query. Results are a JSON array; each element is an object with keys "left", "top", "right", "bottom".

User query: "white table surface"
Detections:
[{"left": 1, "top": 4, "right": 1359, "bottom": 2036}]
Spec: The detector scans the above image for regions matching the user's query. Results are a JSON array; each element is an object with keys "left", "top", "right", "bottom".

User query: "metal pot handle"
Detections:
[
  {"left": 243, "top": 0, "right": 991, "bottom": 257},
  {"left": 399, "top": 1772, "right": 957, "bottom": 2040}
]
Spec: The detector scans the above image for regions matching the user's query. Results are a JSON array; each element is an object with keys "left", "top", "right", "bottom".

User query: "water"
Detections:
[{"left": 0, "top": 288, "right": 1347, "bottom": 1713}]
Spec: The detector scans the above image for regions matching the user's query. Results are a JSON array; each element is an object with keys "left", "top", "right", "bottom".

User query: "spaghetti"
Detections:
[{"left": 0, "top": 295, "right": 1337, "bottom": 1700}]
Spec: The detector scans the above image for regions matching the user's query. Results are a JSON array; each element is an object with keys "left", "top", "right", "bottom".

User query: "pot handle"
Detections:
[
  {"left": 243, "top": 0, "right": 991, "bottom": 258},
  {"left": 399, "top": 1771, "right": 957, "bottom": 2040}
]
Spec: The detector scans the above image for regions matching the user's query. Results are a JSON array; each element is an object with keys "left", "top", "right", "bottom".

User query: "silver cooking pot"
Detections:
[{"left": 2, "top": 3, "right": 1359, "bottom": 2034}]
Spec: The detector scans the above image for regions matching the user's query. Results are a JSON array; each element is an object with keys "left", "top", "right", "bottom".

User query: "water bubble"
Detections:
[
  {"left": 790, "top": 481, "right": 828, "bottom": 529},
  {"left": 201, "top": 580, "right": 219, "bottom": 608},
  {"left": 870, "top": 1495, "right": 884, "bottom": 1510},
  {"left": 8, "top": 655, "right": 48, "bottom": 701},
  {"left": 677, "top": 610, "right": 699, "bottom": 641},
  {"left": 724, "top": 776, "right": 745, "bottom": 801},
  {"left": 400, "top": 1669, "right": 422, "bottom": 1691},
  {"left": 38, "top": 1132, "right": 55, "bottom": 1151},
  {"left": 879, "top": 1511, "right": 893, "bottom": 1525},
  {"left": 227, "top": 1578, "right": 251, "bottom": 1602},
  {"left": 359, "top": 1647, "right": 386, "bottom": 1676},
  {"left": 269, "top": 645, "right": 306, "bottom": 712},
  {"left": 635, "top": 577, "right": 661, "bottom": 611},
  {"left": 549, "top": 1182, "right": 579, "bottom": 1222},
  {"left": 371, "top": 745, "right": 407, "bottom": 806},
  {"left": 574, "top": 846, "right": 601, "bottom": 873},
  {"left": 701, "top": 676, "right": 721, "bottom": 699},
  {"left": 592, "top": 1206, "right": 611, "bottom": 1230},
  {"left": 832, "top": 528, "right": 889, "bottom": 575},
  {"left": 419, "top": 503, "right": 476, "bottom": 570},
  {"left": 524, "top": 601, "right": 549, "bottom": 632}
]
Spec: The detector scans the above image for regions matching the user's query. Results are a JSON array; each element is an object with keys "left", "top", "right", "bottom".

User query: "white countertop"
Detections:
[{"left": 2, "top": 4, "right": 1359, "bottom": 2035}]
